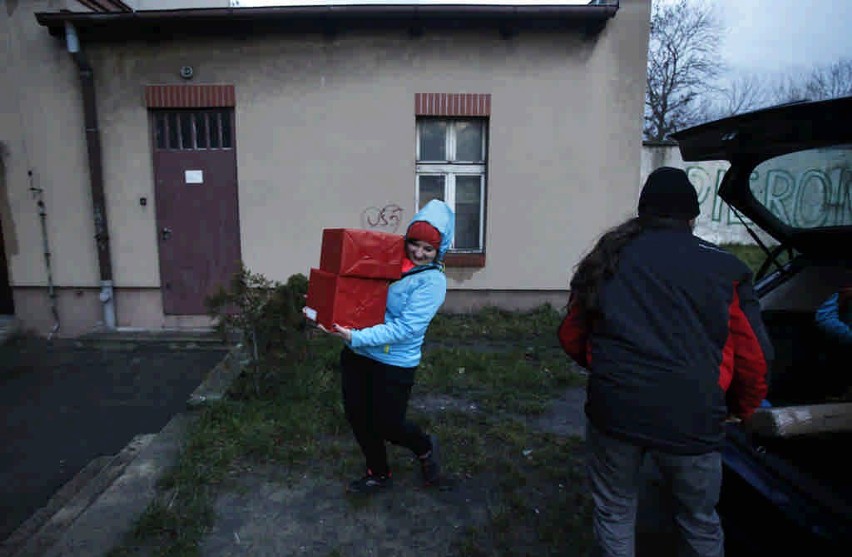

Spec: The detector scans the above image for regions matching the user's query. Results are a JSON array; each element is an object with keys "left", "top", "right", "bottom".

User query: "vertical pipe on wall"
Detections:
[{"left": 65, "top": 21, "right": 116, "bottom": 330}]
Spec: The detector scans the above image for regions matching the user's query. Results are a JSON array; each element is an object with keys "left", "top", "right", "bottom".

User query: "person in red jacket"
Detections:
[{"left": 559, "top": 167, "right": 773, "bottom": 557}]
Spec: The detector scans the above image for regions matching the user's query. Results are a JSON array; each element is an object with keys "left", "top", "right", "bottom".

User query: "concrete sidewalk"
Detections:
[{"left": 0, "top": 332, "right": 237, "bottom": 556}]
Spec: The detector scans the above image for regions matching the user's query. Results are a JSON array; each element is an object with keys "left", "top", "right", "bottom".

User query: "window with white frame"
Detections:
[{"left": 415, "top": 118, "right": 487, "bottom": 252}]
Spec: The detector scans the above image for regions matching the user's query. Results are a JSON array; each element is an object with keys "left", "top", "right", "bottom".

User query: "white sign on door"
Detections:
[{"left": 185, "top": 170, "right": 204, "bottom": 184}]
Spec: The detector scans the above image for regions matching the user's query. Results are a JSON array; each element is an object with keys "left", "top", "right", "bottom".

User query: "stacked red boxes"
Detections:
[{"left": 305, "top": 229, "right": 404, "bottom": 329}]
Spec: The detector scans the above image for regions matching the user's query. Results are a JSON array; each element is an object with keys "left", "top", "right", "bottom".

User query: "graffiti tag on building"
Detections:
[{"left": 361, "top": 204, "right": 404, "bottom": 233}]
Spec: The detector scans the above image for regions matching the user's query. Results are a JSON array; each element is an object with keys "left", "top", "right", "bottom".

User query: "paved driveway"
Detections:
[{"left": 0, "top": 335, "right": 227, "bottom": 541}]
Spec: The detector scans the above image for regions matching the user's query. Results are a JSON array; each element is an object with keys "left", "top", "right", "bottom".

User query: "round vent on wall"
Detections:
[{"left": 180, "top": 66, "right": 194, "bottom": 80}]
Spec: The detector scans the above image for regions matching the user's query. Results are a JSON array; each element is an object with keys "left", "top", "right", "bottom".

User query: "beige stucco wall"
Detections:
[
  {"left": 1, "top": 1, "right": 100, "bottom": 290},
  {"left": 3, "top": 0, "right": 652, "bottom": 335},
  {"left": 91, "top": 0, "right": 650, "bottom": 290}
]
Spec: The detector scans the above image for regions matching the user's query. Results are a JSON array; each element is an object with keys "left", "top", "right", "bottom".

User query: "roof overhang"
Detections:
[{"left": 35, "top": 3, "right": 619, "bottom": 42}]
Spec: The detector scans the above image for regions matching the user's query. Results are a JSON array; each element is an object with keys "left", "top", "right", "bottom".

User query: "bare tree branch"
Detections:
[
  {"left": 646, "top": 2, "right": 851, "bottom": 132},
  {"left": 760, "top": 59, "right": 852, "bottom": 106},
  {"left": 697, "top": 73, "right": 770, "bottom": 121},
  {"left": 644, "top": 0, "right": 724, "bottom": 140},
  {"left": 803, "top": 58, "right": 852, "bottom": 100}
]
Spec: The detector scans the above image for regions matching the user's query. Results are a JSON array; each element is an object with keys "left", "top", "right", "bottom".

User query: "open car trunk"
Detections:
[
  {"left": 744, "top": 261, "right": 852, "bottom": 536},
  {"left": 671, "top": 97, "right": 852, "bottom": 553}
]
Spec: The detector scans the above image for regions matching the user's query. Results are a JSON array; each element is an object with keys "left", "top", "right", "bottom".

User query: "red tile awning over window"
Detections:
[
  {"left": 415, "top": 93, "right": 491, "bottom": 117},
  {"left": 144, "top": 85, "right": 235, "bottom": 109}
]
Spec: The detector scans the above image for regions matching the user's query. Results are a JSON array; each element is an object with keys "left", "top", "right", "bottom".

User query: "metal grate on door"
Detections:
[{"left": 153, "top": 110, "right": 233, "bottom": 151}]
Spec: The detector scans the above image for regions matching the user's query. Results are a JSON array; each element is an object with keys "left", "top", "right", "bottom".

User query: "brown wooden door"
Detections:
[{"left": 152, "top": 109, "right": 241, "bottom": 315}]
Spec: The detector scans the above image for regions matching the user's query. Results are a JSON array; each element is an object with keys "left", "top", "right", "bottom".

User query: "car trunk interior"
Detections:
[
  {"left": 672, "top": 97, "right": 852, "bottom": 551},
  {"left": 758, "top": 263, "right": 851, "bottom": 404},
  {"left": 750, "top": 261, "right": 852, "bottom": 506}
]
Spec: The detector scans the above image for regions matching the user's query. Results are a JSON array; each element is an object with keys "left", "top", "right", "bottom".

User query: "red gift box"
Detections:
[
  {"left": 304, "top": 268, "right": 388, "bottom": 329},
  {"left": 319, "top": 228, "right": 404, "bottom": 280}
]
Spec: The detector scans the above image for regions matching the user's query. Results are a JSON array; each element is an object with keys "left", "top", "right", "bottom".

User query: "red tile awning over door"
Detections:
[{"left": 144, "top": 85, "right": 235, "bottom": 109}]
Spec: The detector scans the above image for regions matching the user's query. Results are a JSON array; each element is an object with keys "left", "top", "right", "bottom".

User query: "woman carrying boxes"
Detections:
[{"left": 305, "top": 199, "right": 455, "bottom": 494}]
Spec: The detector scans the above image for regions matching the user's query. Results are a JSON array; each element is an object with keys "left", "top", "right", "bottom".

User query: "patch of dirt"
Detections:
[
  {"left": 202, "top": 467, "right": 495, "bottom": 557},
  {"left": 529, "top": 387, "right": 587, "bottom": 439},
  {"left": 409, "top": 393, "right": 482, "bottom": 416},
  {"left": 199, "top": 388, "right": 591, "bottom": 557}
]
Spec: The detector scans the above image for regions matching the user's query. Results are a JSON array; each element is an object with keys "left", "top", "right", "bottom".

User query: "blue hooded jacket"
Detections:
[
  {"left": 349, "top": 200, "right": 455, "bottom": 368},
  {"left": 815, "top": 292, "right": 852, "bottom": 345}
]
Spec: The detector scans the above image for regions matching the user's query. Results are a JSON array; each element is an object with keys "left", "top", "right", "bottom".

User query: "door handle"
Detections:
[{"left": 161, "top": 227, "right": 172, "bottom": 241}]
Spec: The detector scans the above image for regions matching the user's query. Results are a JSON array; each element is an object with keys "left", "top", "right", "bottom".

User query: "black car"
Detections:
[{"left": 671, "top": 96, "right": 852, "bottom": 555}]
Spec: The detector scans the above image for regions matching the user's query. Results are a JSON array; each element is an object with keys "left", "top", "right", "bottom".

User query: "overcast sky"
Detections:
[
  {"left": 234, "top": 0, "right": 851, "bottom": 78},
  {"left": 677, "top": 0, "right": 851, "bottom": 79}
]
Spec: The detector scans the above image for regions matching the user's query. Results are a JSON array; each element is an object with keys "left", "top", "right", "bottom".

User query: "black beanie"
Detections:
[{"left": 638, "top": 167, "right": 700, "bottom": 220}]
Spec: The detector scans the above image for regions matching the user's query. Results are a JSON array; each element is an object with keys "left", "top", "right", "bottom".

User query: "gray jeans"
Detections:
[{"left": 586, "top": 422, "right": 724, "bottom": 557}]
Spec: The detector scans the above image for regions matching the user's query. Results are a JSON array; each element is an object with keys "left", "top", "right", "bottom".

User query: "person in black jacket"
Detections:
[{"left": 558, "top": 167, "right": 773, "bottom": 557}]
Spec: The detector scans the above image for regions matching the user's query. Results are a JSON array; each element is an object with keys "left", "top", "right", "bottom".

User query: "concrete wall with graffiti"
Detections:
[
  {"left": 642, "top": 143, "right": 851, "bottom": 246},
  {"left": 749, "top": 145, "right": 851, "bottom": 230},
  {"left": 641, "top": 143, "right": 772, "bottom": 246}
]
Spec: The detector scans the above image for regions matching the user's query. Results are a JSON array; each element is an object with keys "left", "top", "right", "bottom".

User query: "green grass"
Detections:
[
  {"left": 419, "top": 347, "right": 585, "bottom": 415},
  {"left": 109, "top": 335, "right": 349, "bottom": 556},
  {"left": 720, "top": 242, "right": 797, "bottom": 277},
  {"left": 720, "top": 243, "right": 766, "bottom": 275},
  {"left": 109, "top": 305, "right": 590, "bottom": 557},
  {"left": 427, "top": 304, "right": 564, "bottom": 342},
  {"left": 113, "top": 249, "right": 791, "bottom": 554}
]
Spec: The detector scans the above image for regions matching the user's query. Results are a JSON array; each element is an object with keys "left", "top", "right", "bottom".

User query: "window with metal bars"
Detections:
[{"left": 153, "top": 109, "right": 233, "bottom": 151}]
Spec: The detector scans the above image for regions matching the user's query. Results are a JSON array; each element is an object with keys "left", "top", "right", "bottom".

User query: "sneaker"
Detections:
[
  {"left": 419, "top": 435, "right": 441, "bottom": 487},
  {"left": 347, "top": 469, "right": 392, "bottom": 495}
]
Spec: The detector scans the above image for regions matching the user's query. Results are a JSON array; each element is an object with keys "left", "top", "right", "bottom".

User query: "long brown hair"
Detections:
[{"left": 569, "top": 216, "right": 686, "bottom": 323}]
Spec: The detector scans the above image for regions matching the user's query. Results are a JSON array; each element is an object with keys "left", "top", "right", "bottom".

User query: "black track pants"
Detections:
[{"left": 340, "top": 347, "right": 431, "bottom": 475}]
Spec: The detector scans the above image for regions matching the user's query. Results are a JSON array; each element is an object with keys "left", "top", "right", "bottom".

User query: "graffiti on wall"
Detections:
[
  {"left": 750, "top": 167, "right": 851, "bottom": 228},
  {"left": 685, "top": 165, "right": 743, "bottom": 225},
  {"left": 361, "top": 204, "right": 404, "bottom": 233},
  {"left": 686, "top": 165, "right": 851, "bottom": 228},
  {"left": 643, "top": 144, "right": 851, "bottom": 245}
]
